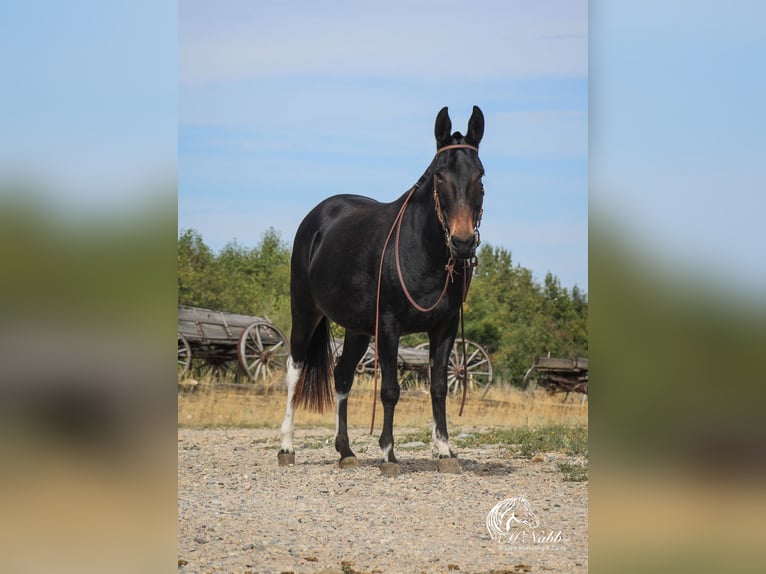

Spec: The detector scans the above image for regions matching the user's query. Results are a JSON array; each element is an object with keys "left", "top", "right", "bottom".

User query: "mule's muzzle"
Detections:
[{"left": 449, "top": 232, "right": 478, "bottom": 260}]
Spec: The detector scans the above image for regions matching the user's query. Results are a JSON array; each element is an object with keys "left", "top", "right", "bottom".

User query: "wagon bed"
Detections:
[
  {"left": 178, "top": 305, "right": 289, "bottom": 382},
  {"left": 522, "top": 356, "right": 588, "bottom": 396}
]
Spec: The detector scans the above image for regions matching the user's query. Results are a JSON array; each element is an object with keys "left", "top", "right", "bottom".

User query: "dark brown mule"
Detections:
[{"left": 278, "top": 106, "right": 485, "bottom": 473}]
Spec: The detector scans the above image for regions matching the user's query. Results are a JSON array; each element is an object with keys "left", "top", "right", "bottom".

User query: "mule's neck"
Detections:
[{"left": 398, "top": 170, "right": 452, "bottom": 268}]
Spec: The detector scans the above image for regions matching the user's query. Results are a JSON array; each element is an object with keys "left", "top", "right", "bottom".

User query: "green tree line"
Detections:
[
  {"left": 178, "top": 229, "right": 587, "bottom": 385},
  {"left": 178, "top": 228, "right": 292, "bottom": 329}
]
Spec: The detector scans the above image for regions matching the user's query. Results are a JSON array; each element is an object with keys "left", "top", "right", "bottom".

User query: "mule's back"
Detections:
[{"left": 290, "top": 194, "right": 392, "bottom": 332}]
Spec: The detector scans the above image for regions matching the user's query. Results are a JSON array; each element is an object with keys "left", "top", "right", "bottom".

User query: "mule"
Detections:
[{"left": 278, "top": 106, "right": 485, "bottom": 474}]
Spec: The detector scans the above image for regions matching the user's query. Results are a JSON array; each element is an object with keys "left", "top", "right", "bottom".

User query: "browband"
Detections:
[{"left": 436, "top": 144, "right": 479, "bottom": 154}]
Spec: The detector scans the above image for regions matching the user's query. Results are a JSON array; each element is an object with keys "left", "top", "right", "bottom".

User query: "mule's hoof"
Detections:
[
  {"left": 277, "top": 452, "right": 295, "bottom": 467},
  {"left": 339, "top": 456, "right": 360, "bottom": 469},
  {"left": 437, "top": 457, "right": 462, "bottom": 473},
  {"left": 380, "top": 462, "right": 401, "bottom": 477}
]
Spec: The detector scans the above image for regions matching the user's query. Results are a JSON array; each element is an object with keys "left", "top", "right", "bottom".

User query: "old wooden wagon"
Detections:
[
  {"left": 177, "top": 305, "right": 289, "bottom": 382},
  {"left": 521, "top": 356, "right": 588, "bottom": 397},
  {"left": 178, "top": 304, "right": 493, "bottom": 393},
  {"left": 333, "top": 338, "right": 493, "bottom": 394}
]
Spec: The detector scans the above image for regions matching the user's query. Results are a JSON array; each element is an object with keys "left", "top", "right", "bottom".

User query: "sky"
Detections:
[
  {"left": 178, "top": 0, "right": 589, "bottom": 292},
  {"left": 589, "top": 1, "right": 766, "bottom": 302},
  {"left": 0, "top": 1, "right": 177, "bottom": 212},
  {"left": 2, "top": 2, "right": 762, "bottom": 302}
]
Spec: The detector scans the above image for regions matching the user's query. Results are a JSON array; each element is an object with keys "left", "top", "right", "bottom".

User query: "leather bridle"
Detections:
[{"left": 369, "top": 144, "right": 483, "bottom": 431}]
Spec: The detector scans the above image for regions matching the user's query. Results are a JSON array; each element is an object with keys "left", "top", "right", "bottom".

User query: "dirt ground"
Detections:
[{"left": 178, "top": 427, "right": 588, "bottom": 574}]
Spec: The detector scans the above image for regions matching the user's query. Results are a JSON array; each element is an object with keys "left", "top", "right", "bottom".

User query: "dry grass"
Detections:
[{"left": 178, "top": 374, "right": 587, "bottom": 430}]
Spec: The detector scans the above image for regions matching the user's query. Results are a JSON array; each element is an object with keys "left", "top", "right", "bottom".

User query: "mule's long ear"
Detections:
[
  {"left": 465, "top": 105, "right": 485, "bottom": 147},
  {"left": 434, "top": 106, "right": 452, "bottom": 149}
]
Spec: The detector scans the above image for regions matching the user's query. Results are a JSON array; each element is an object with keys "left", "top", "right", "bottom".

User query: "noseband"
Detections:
[{"left": 433, "top": 144, "right": 483, "bottom": 259}]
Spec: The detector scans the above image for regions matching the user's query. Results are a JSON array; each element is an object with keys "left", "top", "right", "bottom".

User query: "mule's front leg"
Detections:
[
  {"left": 377, "top": 326, "right": 401, "bottom": 475},
  {"left": 429, "top": 324, "right": 461, "bottom": 473}
]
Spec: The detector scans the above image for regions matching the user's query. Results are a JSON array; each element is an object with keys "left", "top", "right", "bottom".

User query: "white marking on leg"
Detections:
[
  {"left": 334, "top": 391, "right": 348, "bottom": 439},
  {"left": 381, "top": 443, "right": 393, "bottom": 463},
  {"left": 279, "top": 357, "right": 303, "bottom": 453},
  {"left": 432, "top": 421, "right": 453, "bottom": 458}
]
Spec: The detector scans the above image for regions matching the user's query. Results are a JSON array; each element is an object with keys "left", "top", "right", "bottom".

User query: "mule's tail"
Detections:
[{"left": 291, "top": 317, "right": 334, "bottom": 413}]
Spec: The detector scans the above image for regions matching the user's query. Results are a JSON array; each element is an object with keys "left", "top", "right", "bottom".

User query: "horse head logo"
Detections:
[{"left": 486, "top": 495, "right": 540, "bottom": 541}]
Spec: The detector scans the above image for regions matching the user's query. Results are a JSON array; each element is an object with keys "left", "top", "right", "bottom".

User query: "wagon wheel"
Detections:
[
  {"left": 237, "top": 320, "right": 290, "bottom": 382},
  {"left": 332, "top": 341, "right": 379, "bottom": 377},
  {"left": 521, "top": 365, "right": 538, "bottom": 393},
  {"left": 414, "top": 339, "right": 493, "bottom": 395},
  {"left": 178, "top": 333, "right": 191, "bottom": 379},
  {"left": 355, "top": 343, "right": 377, "bottom": 375},
  {"left": 449, "top": 339, "right": 493, "bottom": 395}
]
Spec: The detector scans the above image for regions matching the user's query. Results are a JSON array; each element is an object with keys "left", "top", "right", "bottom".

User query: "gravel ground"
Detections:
[{"left": 178, "top": 427, "right": 588, "bottom": 574}]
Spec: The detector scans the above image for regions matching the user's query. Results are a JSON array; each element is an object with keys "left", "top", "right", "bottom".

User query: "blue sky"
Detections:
[
  {"left": 589, "top": 1, "right": 766, "bottom": 302},
  {"left": 3, "top": 2, "right": 761, "bottom": 302},
  {"left": 0, "top": 1, "right": 176, "bottom": 211},
  {"left": 178, "top": 0, "right": 589, "bottom": 292}
]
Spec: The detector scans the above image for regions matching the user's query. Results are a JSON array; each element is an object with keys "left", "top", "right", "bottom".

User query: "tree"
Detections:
[
  {"left": 463, "top": 245, "right": 588, "bottom": 385},
  {"left": 177, "top": 230, "right": 588, "bottom": 387},
  {"left": 177, "top": 228, "right": 292, "bottom": 329},
  {"left": 177, "top": 229, "right": 216, "bottom": 309}
]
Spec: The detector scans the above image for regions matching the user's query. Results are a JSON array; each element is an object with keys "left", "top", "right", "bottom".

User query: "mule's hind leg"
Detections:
[
  {"left": 334, "top": 333, "right": 370, "bottom": 467},
  {"left": 278, "top": 356, "right": 303, "bottom": 465},
  {"left": 278, "top": 313, "right": 319, "bottom": 464}
]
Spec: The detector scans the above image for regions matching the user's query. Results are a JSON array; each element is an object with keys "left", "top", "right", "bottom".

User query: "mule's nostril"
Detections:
[
  {"left": 452, "top": 236, "right": 473, "bottom": 247},
  {"left": 450, "top": 234, "right": 476, "bottom": 257},
  {"left": 452, "top": 234, "right": 475, "bottom": 247}
]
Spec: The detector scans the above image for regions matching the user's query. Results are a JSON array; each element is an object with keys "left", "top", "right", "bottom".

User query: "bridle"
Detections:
[
  {"left": 397, "top": 143, "right": 481, "bottom": 311},
  {"left": 370, "top": 143, "right": 483, "bottom": 432},
  {"left": 432, "top": 165, "right": 484, "bottom": 263}
]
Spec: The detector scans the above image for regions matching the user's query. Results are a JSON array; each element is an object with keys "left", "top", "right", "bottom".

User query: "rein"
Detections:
[{"left": 369, "top": 144, "right": 480, "bottom": 433}]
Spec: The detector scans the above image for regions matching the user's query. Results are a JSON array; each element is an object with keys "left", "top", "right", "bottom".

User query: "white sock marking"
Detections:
[
  {"left": 334, "top": 391, "right": 348, "bottom": 440},
  {"left": 279, "top": 357, "right": 302, "bottom": 452},
  {"left": 381, "top": 443, "right": 393, "bottom": 463},
  {"left": 432, "top": 421, "right": 453, "bottom": 457}
]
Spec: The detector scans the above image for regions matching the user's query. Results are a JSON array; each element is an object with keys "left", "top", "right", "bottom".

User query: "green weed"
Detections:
[
  {"left": 556, "top": 461, "right": 588, "bottom": 481},
  {"left": 455, "top": 425, "right": 588, "bottom": 459}
]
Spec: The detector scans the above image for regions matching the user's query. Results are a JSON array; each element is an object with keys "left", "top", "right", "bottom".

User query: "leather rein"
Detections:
[{"left": 370, "top": 144, "right": 481, "bottom": 433}]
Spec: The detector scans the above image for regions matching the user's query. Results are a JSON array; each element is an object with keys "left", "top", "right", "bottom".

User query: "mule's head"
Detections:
[{"left": 432, "top": 105, "right": 485, "bottom": 260}]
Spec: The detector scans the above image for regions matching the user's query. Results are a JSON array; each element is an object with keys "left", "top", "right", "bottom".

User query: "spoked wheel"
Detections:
[
  {"left": 448, "top": 339, "right": 493, "bottom": 395},
  {"left": 415, "top": 339, "right": 493, "bottom": 395},
  {"left": 521, "top": 365, "right": 538, "bottom": 394},
  {"left": 178, "top": 333, "right": 192, "bottom": 379},
  {"left": 237, "top": 320, "right": 290, "bottom": 382},
  {"left": 355, "top": 343, "right": 377, "bottom": 375},
  {"left": 333, "top": 341, "right": 380, "bottom": 377}
]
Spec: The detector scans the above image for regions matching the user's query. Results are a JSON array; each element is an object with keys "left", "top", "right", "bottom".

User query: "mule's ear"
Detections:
[
  {"left": 434, "top": 106, "right": 452, "bottom": 149},
  {"left": 466, "top": 105, "right": 484, "bottom": 147}
]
